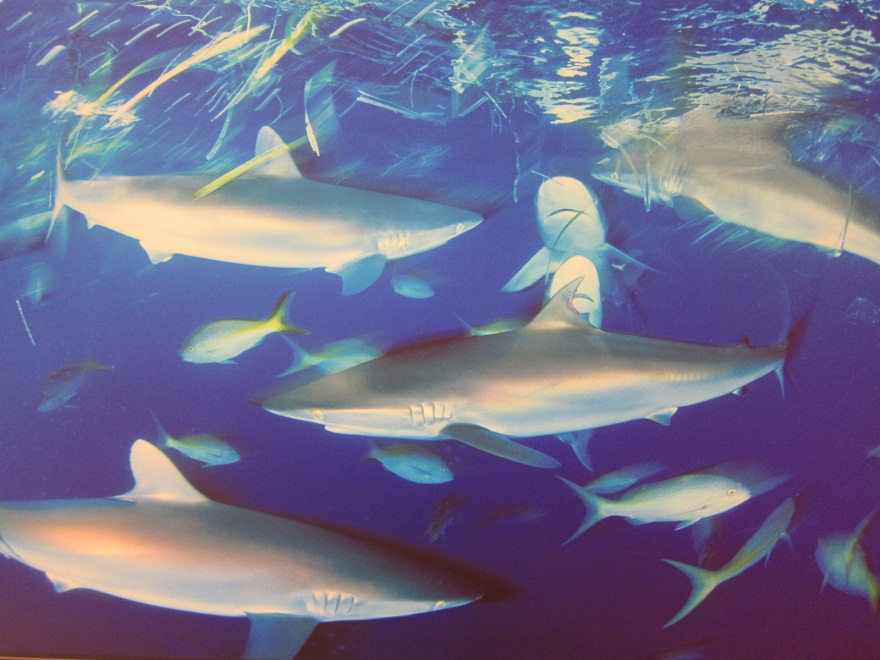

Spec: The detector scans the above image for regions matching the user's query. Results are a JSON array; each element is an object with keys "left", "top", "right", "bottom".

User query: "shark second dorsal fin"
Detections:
[
  {"left": 253, "top": 126, "right": 302, "bottom": 179},
  {"left": 116, "top": 440, "right": 210, "bottom": 505},
  {"left": 526, "top": 277, "right": 600, "bottom": 332}
]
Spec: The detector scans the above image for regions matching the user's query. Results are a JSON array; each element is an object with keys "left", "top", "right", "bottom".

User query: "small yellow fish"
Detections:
[
  {"left": 151, "top": 412, "right": 240, "bottom": 467},
  {"left": 181, "top": 292, "right": 306, "bottom": 364},
  {"left": 369, "top": 443, "right": 453, "bottom": 484}
]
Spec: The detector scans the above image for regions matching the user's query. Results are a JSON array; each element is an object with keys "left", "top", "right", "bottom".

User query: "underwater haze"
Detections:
[{"left": 2, "top": 0, "right": 880, "bottom": 658}]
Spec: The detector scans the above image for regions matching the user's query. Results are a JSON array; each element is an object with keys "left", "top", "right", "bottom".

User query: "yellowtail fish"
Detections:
[
  {"left": 816, "top": 509, "right": 879, "bottom": 612},
  {"left": 425, "top": 491, "right": 470, "bottom": 544},
  {"left": 0, "top": 440, "right": 484, "bottom": 658},
  {"left": 558, "top": 472, "right": 752, "bottom": 544},
  {"left": 37, "top": 360, "right": 110, "bottom": 412},
  {"left": 151, "top": 413, "right": 240, "bottom": 468},
  {"left": 181, "top": 292, "right": 306, "bottom": 364},
  {"left": 663, "top": 497, "right": 795, "bottom": 627},
  {"left": 276, "top": 336, "right": 382, "bottom": 378},
  {"left": 368, "top": 443, "right": 453, "bottom": 484}
]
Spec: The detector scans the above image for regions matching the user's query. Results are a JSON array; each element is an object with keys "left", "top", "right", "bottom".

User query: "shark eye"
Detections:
[
  {"left": 312, "top": 410, "right": 324, "bottom": 420},
  {"left": 455, "top": 222, "right": 465, "bottom": 234},
  {"left": 610, "top": 171, "right": 619, "bottom": 181},
  {"left": 432, "top": 600, "right": 447, "bottom": 610},
  {"left": 727, "top": 488, "right": 737, "bottom": 496}
]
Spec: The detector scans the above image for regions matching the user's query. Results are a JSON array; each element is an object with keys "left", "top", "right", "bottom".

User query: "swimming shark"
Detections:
[
  {"left": 262, "top": 278, "right": 790, "bottom": 469},
  {"left": 591, "top": 107, "right": 880, "bottom": 266},
  {"left": 0, "top": 440, "right": 483, "bottom": 658},
  {"left": 54, "top": 127, "right": 482, "bottom": 294}
]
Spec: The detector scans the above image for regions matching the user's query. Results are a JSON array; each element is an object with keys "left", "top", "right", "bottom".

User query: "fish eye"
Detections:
[
  {"left": 727, "top": 488, "right": 737, "bottom": 496},
  {"left": 187, "top": 346, "right": 194, "bottom": 353}
]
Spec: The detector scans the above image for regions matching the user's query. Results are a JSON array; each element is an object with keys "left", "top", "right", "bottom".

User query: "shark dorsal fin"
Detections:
[
  {"left": 116, "top": 440, "right": 210, "bottom": 504},
  {"left": 526, "top": 277, "right": 601, "bottom": 331},
  {"left": 253, "top": 126, "right": 302, "bottom": 179}
]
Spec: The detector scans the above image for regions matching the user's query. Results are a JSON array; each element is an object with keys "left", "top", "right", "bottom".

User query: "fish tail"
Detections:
[
  {"left": 557, "top": 476, "right": 608, "bottom": 544},
  {"left": 268, "top": 291, "right": 308, "bottom": 336},
  {"left": 275, "top": 334, "right": 313, "bottom": 378},
  {"left": 149, "top": 410, "right": 172, "bottom": 448},
  {"left": 661, "top": 559, "right": 720, "bottom": 627}
]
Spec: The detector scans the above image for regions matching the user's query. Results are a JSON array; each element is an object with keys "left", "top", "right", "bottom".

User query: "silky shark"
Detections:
[
  {"left": 591, "top": 107, "right": 880, "bottom": 266},
  {"left": 0, "top": 440, "right": 483, "bottom": 659},
  {"left": 54, "top": 127, "right": 482, "bottom": 294},
  {"left": 262, "top": 278, "right": 789, "bottom": 469}
]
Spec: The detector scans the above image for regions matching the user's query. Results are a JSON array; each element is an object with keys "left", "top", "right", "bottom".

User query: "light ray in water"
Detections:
[{"left": 15, "top": 298, "right": 36, "bottom": 347}]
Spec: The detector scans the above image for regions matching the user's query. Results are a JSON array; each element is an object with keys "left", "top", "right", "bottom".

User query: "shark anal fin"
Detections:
[
  {"left": 443, "top": 423, "right": 560, "bottom": 469},
  {"left": 502, "top": 247, "right": 553, "bottom": 292},
  {"left": 244, "top": 613, "right": 318, "bottom": 660},
  {"left": 328, "top": 254, "right": 387, "bottom": 295}
]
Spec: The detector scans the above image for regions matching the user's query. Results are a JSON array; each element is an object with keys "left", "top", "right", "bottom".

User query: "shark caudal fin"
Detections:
[
  {"left": 557, "top": 476, "right": 611, "bottom": 544},
  {"left": 661, "top": 559, "right": 721, "bottom": 627}
]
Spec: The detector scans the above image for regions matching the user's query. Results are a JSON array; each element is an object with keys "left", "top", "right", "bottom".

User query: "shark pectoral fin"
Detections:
[
  {"left": 502, "top": 247, "right": 553, "bottom": 292},
  {"left": 645, "top": 407, "right": 677, "bottom": 426},
  {"left": 328, "top": 254, "right": 387, "bottom": 295},
  {"left": 45, "top": 572, "right": 82, "bottom": 593},
  {"left": 139, "top": 241, "right": 174, "bottom": 265},
  {"left": 443, "top": 424, "right": 560, "bottom": 469},
  {"left": 243, "top": 613, "right": 318, "bottom": 660}
]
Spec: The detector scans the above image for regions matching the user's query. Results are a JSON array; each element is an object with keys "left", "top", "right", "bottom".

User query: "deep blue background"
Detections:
[{"left": 1, "top": 1, "right": 879, "bottom": 658}]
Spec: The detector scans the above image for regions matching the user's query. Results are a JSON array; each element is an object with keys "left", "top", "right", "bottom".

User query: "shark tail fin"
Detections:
[
  {"left": 661, "top": 559, "right": 720, "bottom": 627},
  {"left": 275, "top": 334, "right": 313, "bottom": 378},
  {"left": 268, "top": 291, "right": 308, "bottom": 336},
  {"left": 557, "top": 476, "right": 609, "bottom": 544}
]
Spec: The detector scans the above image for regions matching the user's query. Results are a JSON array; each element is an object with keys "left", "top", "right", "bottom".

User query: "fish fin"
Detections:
[
  {"left": 252, "top": 126, "right": 303, "bottom": 179},
  {"left": 149, "top": 410, "right": 173, "bottom": 448},
  {"left": 139, "top": 241, "right": 174, "bottom": 265},
  {"left": 557, "top": 430, "right": 594, "bottom": 471},
  {"left": 268, "top": 291, "right": 308, "bottom": 335},
  {"left": 600, "top": 243, "right": 656, "bottom": 273},
  {"left": 526, "top": 277, "right": 601, "bottom": 331},
  {"left": 328, "top": 254, "right": 387, "bottom": 295},
  {"left": 502, "top": 247, "right": 553, "bottom": 292},
  {"left": 45, "top": 572, "right": 82, "bottom": 593},
  {"left": 115, "top": 439, "right": 209, "bottom": 505},
  {"left": 442, "top": 423, "right": 560, "bottom": 469},
  {"left": 276, "top": 334, "right": 311, "bottom": 378},
  {"left": 556, "top": 476, "right": 609, "bottom": 544},
  {"left": 243, "top": 613, "right": 318, "bottom": 660},
  {"left": 645, "top": 407, "right": 677, "bottom": 425},
  {"left": 675, "top": 519, "right": 700, "bottom": 531},
  {"left": 662, "top": 559, "right": 720, "bottom": 628},
  {"left": 672, "top": 195, "right": 718, "bottom": 224}
]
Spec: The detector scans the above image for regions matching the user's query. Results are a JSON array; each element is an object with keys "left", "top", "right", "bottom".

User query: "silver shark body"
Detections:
[
  {"left": 591, "top": 108, "right": 880, "bottom": 266},
  {"left": 0, "top": 440, "right": 482, "bottom": 658},
  {"left": 263, "top": 279, "right": 785, "bottom": 467},
  {"left": 57, "top": 127, "right": 482, "bottom": 294}
]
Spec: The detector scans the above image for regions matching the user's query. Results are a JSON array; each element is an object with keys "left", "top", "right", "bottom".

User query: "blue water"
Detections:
[{"left": 1, "top": 0, "right": 880, "bottom": 658}]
